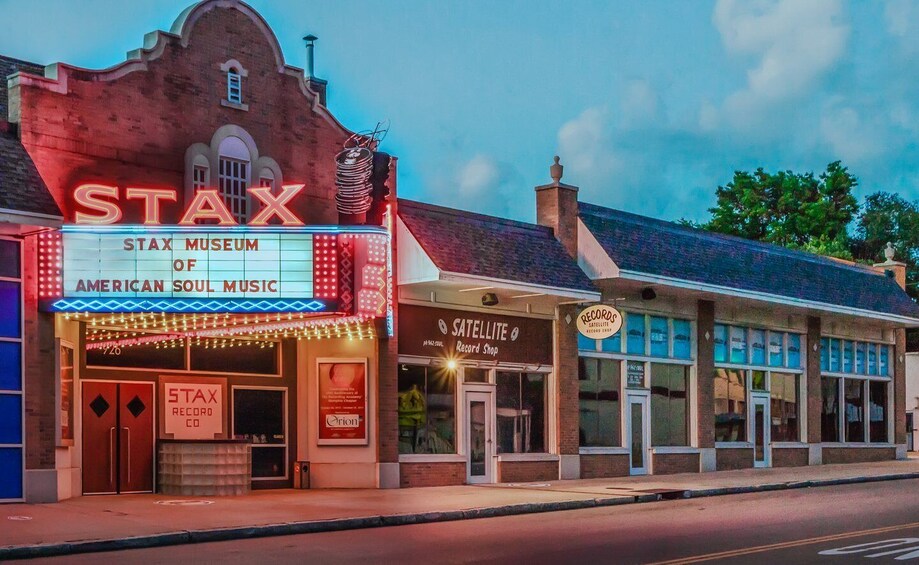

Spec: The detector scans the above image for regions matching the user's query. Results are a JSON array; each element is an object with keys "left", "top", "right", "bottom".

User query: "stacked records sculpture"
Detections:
[{"left": 335, "top": 147, "right": 374, "bottom": 216}]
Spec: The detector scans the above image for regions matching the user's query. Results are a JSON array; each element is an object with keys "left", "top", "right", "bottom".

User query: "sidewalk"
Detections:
[{"left": 3, "top": 459, "right": 919, "bottom": 559}]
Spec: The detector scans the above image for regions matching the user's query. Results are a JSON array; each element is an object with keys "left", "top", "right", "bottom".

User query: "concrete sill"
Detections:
[
  {"left": 221, "top": 99, "right": 249, "bottom": 111},
  {"left": 715, "top": 442, "right": 754, "bottom": 449},
  {"left": 497, "top": 454, "right": 559, "bottom": 463},
  {"left": 398, "top": 454, "right": 465, "bottom": 464},
  {"left": 651, "top": 447, "right": 700, "bottom": 454},
  {"left": 579, "top": 447, "right": 629, "bottom": 455},
  {"left": 820, "top": 443, "right": 896, "bottom": 449}
]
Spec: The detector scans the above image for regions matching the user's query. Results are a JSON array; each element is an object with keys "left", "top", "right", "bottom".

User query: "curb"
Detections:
[{"left": 4, "top": 471, "right": 919, "bottom": 560}]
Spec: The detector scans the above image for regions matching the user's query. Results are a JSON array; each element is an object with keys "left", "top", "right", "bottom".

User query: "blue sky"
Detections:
[{"left": 2, "top": 0, "right": 919, "bottom": 224}]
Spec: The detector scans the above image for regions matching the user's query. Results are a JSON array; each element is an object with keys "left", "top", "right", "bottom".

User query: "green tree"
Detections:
[
  {"left": 702, "top": 161, "right": 859, "bottom": 257},
  {"left": 851, "top": 191, "right": 919, "bottom": 295}
]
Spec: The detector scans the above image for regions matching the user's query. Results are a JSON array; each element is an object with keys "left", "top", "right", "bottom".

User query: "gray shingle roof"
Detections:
[
  {"left": 1, "top": 55, "right": 43, "bottom": 120},
  {"left": 580, "top": 202, "right": 919, "bottom": 320},
  {"left": 0, "top": 129, "right": 61, "bottom": 218},
  {"left": 398, "top": 199, "right": 597, "bottom": 293}
]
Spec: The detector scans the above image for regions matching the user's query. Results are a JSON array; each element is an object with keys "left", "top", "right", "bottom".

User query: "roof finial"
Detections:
[
  {"left": 884, "top": 242, "right": 895, "bottom": 262},
  {"left": 550, "top": 155, "right": 563, "bottom": 184}
]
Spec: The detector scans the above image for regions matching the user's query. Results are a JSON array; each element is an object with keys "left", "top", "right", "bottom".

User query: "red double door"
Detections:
[{"left": 82, "top": 381, "right": 154, "bottom": 495}]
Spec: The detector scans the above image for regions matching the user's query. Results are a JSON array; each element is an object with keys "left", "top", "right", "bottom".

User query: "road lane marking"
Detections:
[{"left": 646, "top": 521, "right": 919, "bottom": 564}]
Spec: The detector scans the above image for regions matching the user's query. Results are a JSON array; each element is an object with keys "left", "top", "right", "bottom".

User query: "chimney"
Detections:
[
  {"left": 872, "top": 242, "right": 908, "bottom": 290},
  {"left": 302, "top": 34, "right": 328, "bottom": 105},
  {"left": 536, "top": 156, "right": 579, "bottom": 258}
]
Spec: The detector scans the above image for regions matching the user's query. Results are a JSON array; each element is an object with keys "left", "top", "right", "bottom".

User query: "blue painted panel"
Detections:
[
  {"left": 0, "top": 282, "right": 20, "bottom": 338},
  {"left": 0, "top": 447, "right": 23, "bottom": 500},
  {"left": 0, "top": 341, "right": 21, "bottom": 391},
  {"left": 0, "top": 394, "right": 22, "bottom": 444}
]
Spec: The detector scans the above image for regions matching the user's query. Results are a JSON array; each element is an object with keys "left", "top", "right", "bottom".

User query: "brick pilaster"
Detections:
[
  {"left": 556, "top": 304, "right": 580, "bottom": 455},
  {"left": 696, "top": 300, "right": 715, "bottom": 449},
  {"left": 896, "top": 328, "right": 907, "bottom": 445},
  {"left": 807, "top": 316, "right": 822, "bottom": 444}
]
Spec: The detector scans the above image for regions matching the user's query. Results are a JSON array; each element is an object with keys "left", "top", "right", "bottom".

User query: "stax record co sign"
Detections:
[
  {"left": 576, "top": 304, "right": 622, "bottom": 340},
  {"left": 398, "top": 305, "right": 552, "bottom": 365}
]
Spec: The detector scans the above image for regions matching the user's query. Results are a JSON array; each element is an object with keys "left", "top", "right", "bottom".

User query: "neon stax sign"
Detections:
[{"left": 73, "top": 183, "right": 308, "bottom": 225}]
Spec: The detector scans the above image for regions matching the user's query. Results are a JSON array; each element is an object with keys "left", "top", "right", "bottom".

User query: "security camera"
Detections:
[
  {"left": 641, "top": 287, "right": 657, "bottom": 301},
  {"left": 482, "top": 293, "right": 499, "bottom": 306}
]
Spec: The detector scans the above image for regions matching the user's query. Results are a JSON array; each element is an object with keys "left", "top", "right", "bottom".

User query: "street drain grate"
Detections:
[
  {"left": 505, "top": 483, "right": 552, "bottom": 488},
  {"left": 155, "top": 500, "right": 215, "bottom": 506},
  {"left": 604, "top": 487, "right": 688, "bottom": 500}
]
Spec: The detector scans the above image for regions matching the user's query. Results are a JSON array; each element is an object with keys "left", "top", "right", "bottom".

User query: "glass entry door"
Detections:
[
  {"left": 752, "top": 394, "right": 771, "bottom": 468},
  {"left": 466, "top": 390, "right": 494, "bottom": 484},
  {"left": 626, "top": 393, "right": 650, "bottom": 475}
]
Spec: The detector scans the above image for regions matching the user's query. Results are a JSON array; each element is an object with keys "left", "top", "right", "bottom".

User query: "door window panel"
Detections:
[
  {"left": 770, "top": 373, "right": 798, "bottom": 442},
  {"left": 233, "top": 388, "right": 286, "bottom": 478},
  {"left": 821, "top": 377, "right": 840, "bottom": 442},
  {"left": 650, "top": 364, "right": 688, "bottom": 446},
  {"left": 869, "top": 381, "right": 888, "bottom": 443},
  {"left": 844, "top": 379, "right": 865, "bottom": 442},
  {"left": 496, "top": 372, "right": 546, "bottom": 453},
  {"left": 714, "top": 369, "right": 746, "bottom": 442},
  {"left": 398, "top": 364, "right": 456, "bottom": 454},
  {"left": 578, "top": 358, "right": 620, "bottom": 447}
]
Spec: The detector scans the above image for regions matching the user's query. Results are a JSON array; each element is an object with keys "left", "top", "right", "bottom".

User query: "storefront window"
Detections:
[
  {"left": 821, "top": 377, "right": 840, "bottom": 442},
  {"left": 398, "top": 365, "right": 456, "bottom": 454},
  {"left": 830, "top": 339, "right": 840, "bottom": 372},
  {"left": 770, "top": 373, "right": 798, "bottom": 442},
  {"left": 787, "top": 334, "right": 801, "bottom": 368},
  {"left": 233, "top": 388, "right": 286, "bottom": 479},
  {"left": 855, "top": 342, "right": 866, "bottom": 374},
  {"left": 714, "top": 368, "right": 746, "bottom": 442},
  {"left": 626, "top": 313, "right": 646, "bottom": 355},
  {"left": 820, "top": 338, "right": 829, "bottom": 371},
  {"left": 867, "top": 345, "right": 877, "bottom": 375},
  {"left": 649, "top": 317, "right": 669, "bottom": 357},
  {"left": 578, "top": 358, "right": 620, "bottom": 447},
  {"left": 86, "top": 337, "right": 185, "bottom": 370},
  {"left": 751, "top": 370, "right": 766, "bottom": 391},
  {"left": 496, "top": 371, "right": 546, "bottom": 453},
  {"left": 729, "top": 326, "right": 747, "bottom": 364},
  {"left": 672, "top": 320, "right": 691, "bottom": 359},
  {"left": 713, "top": 324, "right": 728, "bottom": 363},
  {"left": 768, "top": 332, "right": 784, "bottom": 367},
  {"left": 463, "top": 367, "right": 488, "bottom": 383},
  {"left": 880, "top": 346, "right": 890, "bottom": 376},
  {"left": 844, "top": 379, "right": 864, "bottom": 442},
  {"left": 189, "top": 338, "right": 279, "bottom": 375},
  {"left": 843, "top": 341, "right": 854, "bottom": 374},
  {"left": 601, "top": 331, "right": 622, "bottom": 354},
  {"left": 650, "top": 364, "right": 688, "bottom": 446},
  {"left": 869, "top": 381, "right": 888, "bottom": 443},
  {"left": 750, "top": 329, "right": 766, "bottom": 365}
]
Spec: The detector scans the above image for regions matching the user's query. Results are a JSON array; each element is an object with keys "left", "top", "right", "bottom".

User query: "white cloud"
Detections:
[
  {"left": 884, "top": 0, "right": 919, "bottom": 51},
  {"left": 713, "top": 0, "right": 849, "bottom": 128},
  {"left": 819, "top": 103, "right": 883, "bottom": 163},
  {"left": 556, "top": 107, "right": 622, "bottom": 183},
  {"left": 619, "top": 79, "right": 660, "bottom": 129},
  {"left": 457, "top": 154, "right": 501, "bottom": 198}
]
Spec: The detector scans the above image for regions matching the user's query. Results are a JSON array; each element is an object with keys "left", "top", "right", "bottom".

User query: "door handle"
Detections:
[
  {"left": 122, "top": 427, "right": 131, "bottom": 484},
  {"left": 109, "top": 427, "right": 116, "bottom": 487}
]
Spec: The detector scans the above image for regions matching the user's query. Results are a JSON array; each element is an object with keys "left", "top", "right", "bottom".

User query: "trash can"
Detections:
[{"left": 294, "top": 461, "right": 310, "bottom": 489}]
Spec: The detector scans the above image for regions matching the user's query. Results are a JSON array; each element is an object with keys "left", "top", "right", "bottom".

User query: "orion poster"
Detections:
[{"left": 317, "top": 359, "right": 368, "bottom": 445}]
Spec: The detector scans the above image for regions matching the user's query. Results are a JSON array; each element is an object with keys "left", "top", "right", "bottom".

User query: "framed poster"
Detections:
[
  {"left": 317, "top": 358, "right": 368, "bottom": 445},
  {"left": 56, "top": 340, "right": 75, "bottom": 446}
]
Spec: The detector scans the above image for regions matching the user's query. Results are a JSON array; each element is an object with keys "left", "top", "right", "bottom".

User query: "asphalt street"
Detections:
[{"left": 30, "top": 478, "right": 919, "bottom": 564}]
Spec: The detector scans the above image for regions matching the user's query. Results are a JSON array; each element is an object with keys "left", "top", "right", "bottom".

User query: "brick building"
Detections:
[{"left": 1, "top": 0, "right": 917, "bottom": 503}]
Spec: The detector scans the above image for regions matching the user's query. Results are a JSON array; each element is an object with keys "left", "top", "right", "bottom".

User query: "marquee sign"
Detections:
[{"left": 44, "top": 224, "right": 390, "bottom": 314}]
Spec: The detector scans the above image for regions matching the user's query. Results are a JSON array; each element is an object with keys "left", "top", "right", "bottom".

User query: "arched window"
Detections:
[
  {"left": 218, "top": 136, "right": 250, "bottom": 222},
  {"left": 227, "top": 68, "right": 242, "bottom": 104},
  {"left": 192, "top": 154, "right": 210, "bottom": 191},
  {"left": 258, "top": 169, "right": 275, "bottom": 190}
]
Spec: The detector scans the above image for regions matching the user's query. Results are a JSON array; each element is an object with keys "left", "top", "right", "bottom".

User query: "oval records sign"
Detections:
[{"left": 576, "top": 305, "right": 622, "bottom": 340}]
